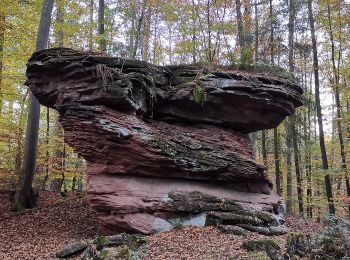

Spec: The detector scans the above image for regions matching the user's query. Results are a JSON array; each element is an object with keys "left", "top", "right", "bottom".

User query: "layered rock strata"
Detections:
[{"left": 26, "top": 48, "right": 303, "bottom": 235}]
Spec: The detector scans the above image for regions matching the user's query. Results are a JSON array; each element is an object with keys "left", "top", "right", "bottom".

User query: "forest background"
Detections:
[{"left": 0, "top": 0, "right": 349, "bottom": 220}]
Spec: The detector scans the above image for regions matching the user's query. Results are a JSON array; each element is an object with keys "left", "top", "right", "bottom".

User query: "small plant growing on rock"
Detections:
[
  {"left": 193, "top": 84, "right": 206, "bottom": 106},
  {"left": 94, "top": 236, "right": 107, "bottom": 250}
]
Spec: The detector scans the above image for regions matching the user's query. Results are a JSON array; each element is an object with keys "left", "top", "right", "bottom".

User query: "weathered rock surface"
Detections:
[
  {"left": 56, "top": 233, "right": 147, "bottom": 260},
  {"left": 56, "top": 242, "right": 87, "bottom": 259},
  {"left": 242, "top": 239, "right": 281, "bottom": 260},
  {"left": 26, "top": 48, "right": 303, "bottom": 235}
]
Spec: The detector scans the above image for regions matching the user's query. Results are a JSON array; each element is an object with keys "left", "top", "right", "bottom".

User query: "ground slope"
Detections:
[{"left": 0, "top": 192, "right": 321, "bottom": 260}]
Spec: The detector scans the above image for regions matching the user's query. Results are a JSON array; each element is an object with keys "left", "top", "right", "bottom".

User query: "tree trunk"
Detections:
[
  {"left": 291, "top": 115, "right": 304, "bottom": 215},
  {"left": 142, "top": 4, "right": 151, "bottom": 62},
  {"left": 0, "top": 11, "right": 5, "bottom": 114},
  {"left": 326, "top": 1, "right": 350, "bottom": 208},
  {"left": 235, "top": 0, "right": 245, "bottom": 61},
  {"left": 274, "top": 128, "right": 281, "bottom": 195},
  {"left": 285, "top": 120, "right": 293, "bottom": 214},
  {"left": 89, "top": 0, "right": 93, "bottom": 51},
  {"left": 132, "top": 0, "right": 147, "bottom": 59},
  {"left": 306, "top": 77, "right": 313, "bottom": 218},
  {"left": 269, "top": 0, "right": 274, "bottom": 65},
  {"left": 205, "top": 0, "right": 213, "bottom": 62},
  {"left": 307, "top": 0, "right": 335, "bottom": 215},
  {"left": 269, "top": 0, "right": 281, "bottom": 196},
  {"left": 261, "top": 130, "right": 267, "bottom": 166},
  {"left": 191, "top": 0, "right": 197, "bottom": 63},
  {"left": 14, "top": 0, "right": 54, "bottom": 211},
  {"left": 287, "top": 0, "right": 304, "bottom": 215},
  {"left": 43, "top": 107, "right": 49, "bottom": 190},
  {"left": 254, "top": 0, "right": 258, "bottom": 61},
  {"left": 56, "top": 0, "right": 64, "bottom": 47},
  {"left": 98, "top": 0, "right": 106, "bottom": 52}
]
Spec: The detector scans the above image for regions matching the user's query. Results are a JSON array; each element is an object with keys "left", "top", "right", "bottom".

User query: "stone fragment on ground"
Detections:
[
  {"left": 242, "top": 239, "right": 281, "bottom": 260},
  {"left": 55, "top": 233, "right": 147, "bottom": 260},
  {"left": 218, "top": 225, "right": 250, "bottom": 236},
  {"left": 56, "top": 242, "right": 87, "bottom": 258}
]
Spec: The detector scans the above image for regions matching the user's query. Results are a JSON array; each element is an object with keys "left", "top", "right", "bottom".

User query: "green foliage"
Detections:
[
  {"left": 94, "top": 236, "right": 107, "bottom": 251},
  {"left": 192, "top": 84, "right": 206, "bottom": 106},
  {"left": 240, "top": 49, "right": 250, "bottom": 65},
  {"left": 97, "top": 250, "right": 108, "bottom": 260}
]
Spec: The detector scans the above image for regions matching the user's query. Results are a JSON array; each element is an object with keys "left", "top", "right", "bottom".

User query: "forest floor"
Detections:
[{"left": 0, "top": 191, "right": 322, "bottom": 260}]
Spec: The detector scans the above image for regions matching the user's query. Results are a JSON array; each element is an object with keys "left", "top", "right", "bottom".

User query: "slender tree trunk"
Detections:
[
  {"left": 268, "top": 0, "right": 281, "bottom": 196},
  {"left": 235, "top": 0, "right": 245, "bottom": 60},
  {"left": 286, "top": 3, "right": 295, "bottom": 212},
  {"left": 286, "top": 120, "right": 293, "bottom": 214},
  {"left": 269, "top": 0, "right": 274, "bottom": 64},
  {"left": 88, "top": 0, "right": 93, "bottom": 51},
  {"left": 261, "top": 130, "right": 268, "bottom": 166},
  {"left": 62, "top": 143, "right": 67, "bottom": 193},
  {"left": 191, "top": 0, "right": 197, "bottom": 63},
  {"left": 316, "top": 177, "right": 321, "bottom": 222},
  {"left": 248, "top": 0, "right": 259, "bottom": 159},
  {"left": 254, "top": 0, "right": 258, "bottom": 62},
  {"left": 326, "top": 1, "right": 350, "bottom": 207},
  {"left": 291, "top": 115, "right": 304, "bottom": 215},
  {"left": 43, "top": 107, "right": 49, "bottom": 190},
  {"left": 142, "top": 4, "right": 151, "bottom": 62},
  {"left": 152, "top": 10, "right": 158, "bottom": 63},
  {"left": 0, "top": 11, "right": 5, "bottom": 114},
  {"left": 274, "top": 128, "right": 281, "bottom": 195},
  {"left": 14, "top": 0, "right": 54, "bottom": 211},
  {"left": 288, "top": 0, "right": 304, "bottom": 215},
  {"left": 132, "top": 0, "right": 147, "bottom": 59},
  {"left": 307, "top": 0, "right": 335, "bottom": 215},
  {"left": 168, "top": 25, "right": 172, "bottom": 64},
  {"left": 98, "top": 0, "right": 106, "bottom": 52},
  {"left": 206, "top": 0, "right": 212, "bottom": 62},
  {"left": 306, "top": 77, "right": 313, "bottom": 218},
  {"left": 56, "top": 0, "right": 64, "bottom": 47},
  {"left": 129, "top": 1, "right": 136, "bottom": 58}
]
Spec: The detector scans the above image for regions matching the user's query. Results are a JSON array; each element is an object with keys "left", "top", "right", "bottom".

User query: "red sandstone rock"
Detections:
[{"left": 26, "top": 48, "right": 303, "bottom": 235}]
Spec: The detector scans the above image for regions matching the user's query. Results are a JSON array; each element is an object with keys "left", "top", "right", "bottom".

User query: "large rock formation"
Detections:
[{"left": 26, "top": 48, "right": 303, "bottom": 235}]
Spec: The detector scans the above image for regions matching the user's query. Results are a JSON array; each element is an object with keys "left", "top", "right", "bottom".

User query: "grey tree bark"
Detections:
[
  {"left": 98, "top": 0, "right": 106, "bottom": 52},
  {"left": 14, "top": 0, "right": 54, "bottom": 210},
  {"left": 235, "top": 0, "right": 245, "bottom": 61},
  {"left": 326, "top": 1, "right": 350, "bottom": 208},
  {"left": 132, "top": 0, "right": 147, "bottom": 59},
  {"left": 0, "top": 11, "right": 5, "bottom": 114},
  {"left": 89, "top": 0, "right": 94, "bottom": 51},
  {"left": 307, "top": 0, "right": 335, "bottom": 214},
  {"left": 268, "top": 0, "right": 281, "bottom": 196},
  {"left": 285, "top": 4, "right": 294, "bottom": 210}
]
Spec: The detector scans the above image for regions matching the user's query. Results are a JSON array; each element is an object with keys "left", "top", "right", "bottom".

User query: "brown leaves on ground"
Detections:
[
  {"left": 0, "top": 192, "right": 323, "bottom": 260},
  {"left": 0, "top": 191, "right": 99, "bottom": 260},
  {"left": 139, "top": 216, "right": 322, "bottom": 260}
]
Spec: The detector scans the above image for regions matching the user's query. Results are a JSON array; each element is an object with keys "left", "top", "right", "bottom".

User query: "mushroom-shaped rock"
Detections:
[{"left": 26, "top": 48, "right": 302, "bottom": 235}]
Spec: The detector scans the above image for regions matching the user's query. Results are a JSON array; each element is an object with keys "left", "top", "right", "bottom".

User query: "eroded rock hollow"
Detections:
[{"left": 26, "top": 48, "right": 303, "bottom": 235}]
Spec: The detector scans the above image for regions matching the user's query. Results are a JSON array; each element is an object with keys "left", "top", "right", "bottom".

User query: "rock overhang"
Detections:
[{"left": 26, "top": 47, "right": 303, "bottom": 134}]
